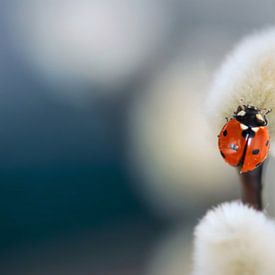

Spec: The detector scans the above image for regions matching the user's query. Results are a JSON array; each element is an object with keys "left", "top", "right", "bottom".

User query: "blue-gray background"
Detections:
[{"left": 1, "top": 1, "right": 275, "bottom": 274}]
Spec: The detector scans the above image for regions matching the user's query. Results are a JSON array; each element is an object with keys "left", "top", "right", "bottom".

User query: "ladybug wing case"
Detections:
[
  {"left": 218, "top": 119, "right": 247, "bottom": 167},
  {"left": 241, "top": 127, "right": 270, "bottom": 173}
]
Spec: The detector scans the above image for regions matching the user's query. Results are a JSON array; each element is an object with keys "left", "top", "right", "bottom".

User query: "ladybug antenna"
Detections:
[
  {"left": 261, "top": 108, "right": 272, "bottom": 116},
  {"left": 265, "top": 108, "right": 272, "bottom": 115}
]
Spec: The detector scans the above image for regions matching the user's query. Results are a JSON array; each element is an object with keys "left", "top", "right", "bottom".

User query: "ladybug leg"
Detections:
[{"left": 234, "top": 105, "right": 243, "bottom": 115}]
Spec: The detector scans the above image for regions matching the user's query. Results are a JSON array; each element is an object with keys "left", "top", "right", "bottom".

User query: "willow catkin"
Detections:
[
  {"left": 206, "top": 28, "right": 275, "bottom": 152},
  {"left": 193, "top": 201, "right": 275, "bottom": 275}
]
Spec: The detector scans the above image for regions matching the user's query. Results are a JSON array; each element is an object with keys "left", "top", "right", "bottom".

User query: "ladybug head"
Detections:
[{"left": 234, "top": 105, "right": 270, "bottom": 127}]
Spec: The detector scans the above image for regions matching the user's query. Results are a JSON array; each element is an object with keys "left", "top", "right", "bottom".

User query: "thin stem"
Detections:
[{"left": 238, "top": 164, "right": 263, "bottom": 210}]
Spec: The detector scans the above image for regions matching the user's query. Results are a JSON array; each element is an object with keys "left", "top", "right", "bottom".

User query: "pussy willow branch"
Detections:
[{"left": 238, "top": 164, "right": 264, "bottom": 210}]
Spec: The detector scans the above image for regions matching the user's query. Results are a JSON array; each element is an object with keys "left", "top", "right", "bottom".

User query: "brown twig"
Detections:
[{"left": 238, "top": 164, "right": 263, "bottom": 210}]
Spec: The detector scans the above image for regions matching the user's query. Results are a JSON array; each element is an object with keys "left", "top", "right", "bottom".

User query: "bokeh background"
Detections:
[{"left": 1, "top": 1, "right": 275, "bottom": 274}]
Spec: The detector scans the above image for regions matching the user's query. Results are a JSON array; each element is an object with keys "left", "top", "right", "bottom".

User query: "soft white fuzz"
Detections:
[
  {"left": 207, "top": 28, "right": 275, "bottom": 138},
  {"left": 193, "top": 201, "right": 275, "bottom": 275}
]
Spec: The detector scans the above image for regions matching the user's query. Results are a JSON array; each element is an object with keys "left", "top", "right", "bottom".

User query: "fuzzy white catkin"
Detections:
[
  {"left": 193, "top": 201, "right": 275, "bottom": 275},
  {"left": 206, "top": 28, "right": 275, "bottom": 142}
]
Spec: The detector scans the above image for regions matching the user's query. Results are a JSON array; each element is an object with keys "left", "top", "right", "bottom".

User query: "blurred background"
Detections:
[{"left": 1, "top": 1, "right": 275, "bottom": 274}]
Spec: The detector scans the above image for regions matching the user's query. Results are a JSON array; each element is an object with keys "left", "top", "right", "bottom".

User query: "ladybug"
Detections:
[{"left": 218, "top": 105, "right": 270, "bottom": 173}]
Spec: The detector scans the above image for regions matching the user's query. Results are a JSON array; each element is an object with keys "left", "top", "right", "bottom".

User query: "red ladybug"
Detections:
[{"left": 218, "top": 105, "right": 270, "bottom": 173}]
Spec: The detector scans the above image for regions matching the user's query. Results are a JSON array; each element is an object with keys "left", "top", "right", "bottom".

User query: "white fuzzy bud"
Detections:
[
  {"left": 193, "top": 201, "right": 275, "bottom": 275},
  {"left": 206, "top": 28, "right": 275, "bottom": 142}
]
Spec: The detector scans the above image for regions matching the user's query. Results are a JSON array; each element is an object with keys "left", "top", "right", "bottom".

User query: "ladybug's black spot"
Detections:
[
  {"left": 252, "top": 149, "right": 260, "bottom": 155},
  {"left": 223, "top": 130, "right": 227, "bottom": 137},
  {"left": 266, "top": 140, "right": 269, "bottom": 146},
  {"left": 220, "top": 151, "right": 226, "bottom": 159},
  {"left": 242, "top": 128, "right": 255, "bottom": 138}
]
